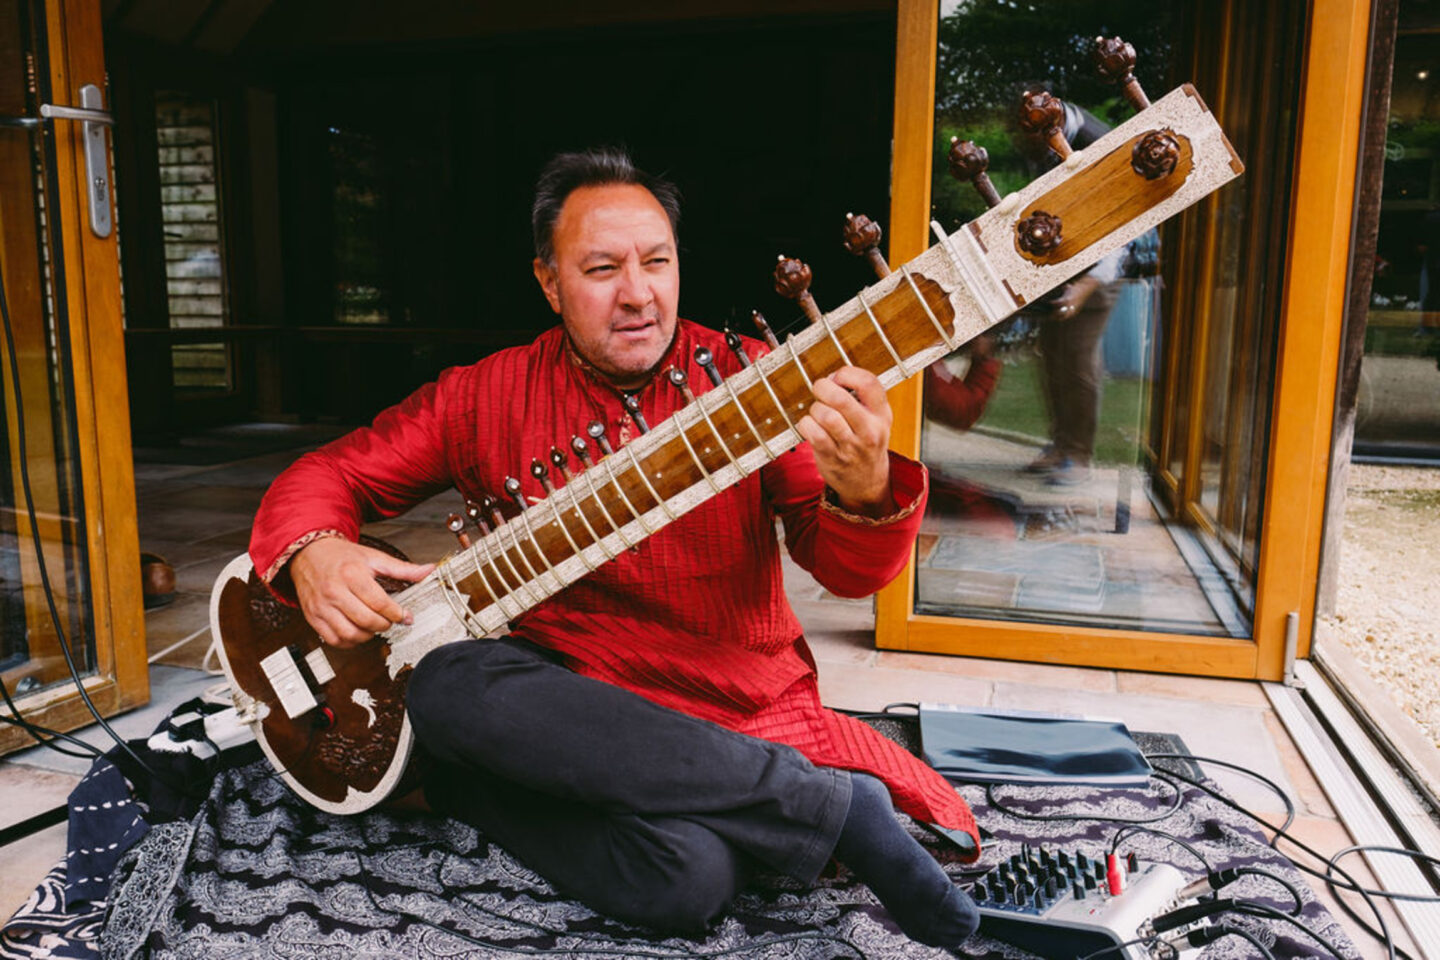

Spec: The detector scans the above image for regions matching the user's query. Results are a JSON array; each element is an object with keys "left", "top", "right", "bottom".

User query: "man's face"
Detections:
[{"left": 533, "top": 183, "right": 679, "bottom": 390}]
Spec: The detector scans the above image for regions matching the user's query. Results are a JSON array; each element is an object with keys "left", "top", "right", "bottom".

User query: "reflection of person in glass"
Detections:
[
  {"left": 1027, "top": 250, "right": 1123, "bottom": 485},
  {"left": 1017, "top": 96, "right": 1124, "bottom": 486},
  {"left": 924, "top": 334, "right": 1020, "bottom": 538},
  {"left": 925, "top": 333, "right": 1000, "bottom": 434}
]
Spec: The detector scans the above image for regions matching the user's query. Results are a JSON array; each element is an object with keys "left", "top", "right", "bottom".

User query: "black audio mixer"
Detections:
[{"left": 968, "top": 845, "right": 1187, "bottom": 959}]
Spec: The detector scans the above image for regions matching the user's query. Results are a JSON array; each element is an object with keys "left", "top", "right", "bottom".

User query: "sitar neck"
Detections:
[{"left": 383, "top": 82, "right": 1242, "bottom": 670}]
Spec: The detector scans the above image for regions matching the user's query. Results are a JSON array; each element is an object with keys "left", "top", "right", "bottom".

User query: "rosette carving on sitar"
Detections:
[
  {"left": 1131, "top": 130, "right": 1181, "bottom": 181},
  {"left": 1016, "top": 211, "right": 1064, "bottom": 257}
]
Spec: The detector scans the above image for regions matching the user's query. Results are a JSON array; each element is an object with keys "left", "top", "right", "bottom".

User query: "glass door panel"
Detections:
[
  {"left": 1189, "top": 0, "right": 1305, "bottom": 615},
  {"left": 1, "top": 0, "right": 145, "bottom": 757},
  {"left": 0, "top": 0, "right": 96, "bottom": 698},
  {"left": 914, "top": 0, "right": 1303, "bottom": 639},
  {"left": 1363, "top": 14, "right": 1440, "bottom": 460}
]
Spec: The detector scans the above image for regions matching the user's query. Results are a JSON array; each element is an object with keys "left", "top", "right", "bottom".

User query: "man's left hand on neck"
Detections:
[{"left": 796, "top": 366, "right": 897, "bottom": 519}]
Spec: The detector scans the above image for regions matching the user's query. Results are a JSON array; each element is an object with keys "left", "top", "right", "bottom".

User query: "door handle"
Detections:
[{"left": 0, "top": 84, "right": 115, "bottom": 238}]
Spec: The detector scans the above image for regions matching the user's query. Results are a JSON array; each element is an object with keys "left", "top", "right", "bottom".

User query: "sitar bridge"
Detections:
[
  {"left": 259, "top": 643, "right": 337, "bottom": 720},
  {"left": 932, "top": 218, "right": 1025, "bottom": 325}
]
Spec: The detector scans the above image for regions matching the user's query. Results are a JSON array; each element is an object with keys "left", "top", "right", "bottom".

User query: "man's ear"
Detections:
[{"left": 533, "top": 258, "right": 562, "bottom": 314}]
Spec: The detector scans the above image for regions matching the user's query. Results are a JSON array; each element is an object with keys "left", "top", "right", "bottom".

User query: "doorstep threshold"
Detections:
[{"left": 1265, "top": 662, "right": 1440, "bottom": 957}]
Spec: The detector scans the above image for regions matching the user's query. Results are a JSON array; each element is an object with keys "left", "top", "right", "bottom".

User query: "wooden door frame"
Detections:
[
  {"left": 0, "top": 0, "right": 146, "bottom": 755},
  {"left": 874, "top": 0, "right": 1371, "bottom": 681}
]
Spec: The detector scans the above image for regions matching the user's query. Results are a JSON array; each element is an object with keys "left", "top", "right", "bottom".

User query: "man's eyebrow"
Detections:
[{"left": 579, "top": 242, "right": 674, "bottom": 264}]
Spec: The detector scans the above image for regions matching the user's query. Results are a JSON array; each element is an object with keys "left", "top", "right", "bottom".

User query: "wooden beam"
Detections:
[
  {"left": 1253, "top": 0, "right": 1374, "bottom": 676},
  {"left": 874, "top": 0, "right": 936, "bottom": 653}
]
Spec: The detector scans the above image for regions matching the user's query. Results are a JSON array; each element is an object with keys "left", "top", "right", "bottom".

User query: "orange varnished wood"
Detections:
[
  {"left": 1013, "top": 129, "right": 1195, "bottom": 267},
  {"left": 1252, "top": 0, "right": 1371, "bottom": 674},
  {"left": 0, "top": 0, "right": 146, "bottom": 754},
  {"left": 56, "top": 0, "right": 148, "bottom": 717}
]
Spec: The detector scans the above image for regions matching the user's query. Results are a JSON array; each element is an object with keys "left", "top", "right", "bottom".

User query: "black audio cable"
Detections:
[
  {"left": 1162, "top": 923, "right": 1278, "bottom": 960},
  {"left": 1230, "top": 900, "right": 1349, "bottom": 960},
  {"left": 0, "top": 709, "right": 102, "bottom": 758},
  {"left": 985, "top": 768, "right": 1186, "bottom": 825},
  {"left": 1145, "top": 752, "right": 1407, "bottom": 960},
  {"left": 1325, "top": 845, "right": 1440, "bottom": 903},
  {"left": 1109, "top": 824, "right": 1214, "bottom": 873},
  {"left": 1073, "top": 935, "right": 1163, "bottom": 960},
  {"left": 1174, "top": 865, "right": 1304, "bottom": 915},
  {"left": 1144, "top": 897, "right": 1238, "bottom": 936}
]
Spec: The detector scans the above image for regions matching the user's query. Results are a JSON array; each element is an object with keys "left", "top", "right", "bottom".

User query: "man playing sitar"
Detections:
[{"left": 248, "top": 148, "right": 983, "bottom": 946}]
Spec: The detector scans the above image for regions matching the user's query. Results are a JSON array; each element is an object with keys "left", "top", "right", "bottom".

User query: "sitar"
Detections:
[{"left": 211, "top": 81, "right": 1243, "bottom": 814}]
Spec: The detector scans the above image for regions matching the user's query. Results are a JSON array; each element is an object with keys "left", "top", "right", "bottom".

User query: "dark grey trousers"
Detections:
[
  {"left": 1038, "top": 283, "right": 1119, "bottom": 463},
  {"left": 407, "top": 637, "right": 852, "bottom": 932}
]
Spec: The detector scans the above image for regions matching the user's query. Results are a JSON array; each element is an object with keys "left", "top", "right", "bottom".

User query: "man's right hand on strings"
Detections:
[{"left": 290, "top": 537, "right": 434, "bottom": 648}]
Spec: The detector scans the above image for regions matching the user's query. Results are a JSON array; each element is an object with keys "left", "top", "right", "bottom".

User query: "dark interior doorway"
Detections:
[{"left": 105, "top": 3, "right": 899, "bottom": 436}]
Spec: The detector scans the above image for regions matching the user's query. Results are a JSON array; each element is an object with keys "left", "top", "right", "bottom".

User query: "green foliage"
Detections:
[
  {"left": 1388, "top": 116, "right": 1440, "bottom": 153},
  {"left": 935, "top": 0, "right": 1177, "bottom": 128},
  {"left": 976, "top": 352, "right": 1149, "bottom": 466},
  {"left": 930, "top": 0, "right": 1178, "bottom": 234}
]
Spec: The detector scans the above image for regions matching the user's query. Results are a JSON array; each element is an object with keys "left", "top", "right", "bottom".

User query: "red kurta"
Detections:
[{"left": 250, "top": 320, "right": 979, "bottom": 853}]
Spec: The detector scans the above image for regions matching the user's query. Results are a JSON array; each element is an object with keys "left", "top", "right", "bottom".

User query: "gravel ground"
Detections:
[{"left": 1317, "top": 463, "right": 1440, "bottom": 747}]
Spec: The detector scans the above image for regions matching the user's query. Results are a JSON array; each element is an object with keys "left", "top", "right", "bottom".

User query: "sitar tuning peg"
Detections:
[
  {"left": 622, "top": 394, "right": 650, "bottom": 434},
  {"left": 1017, "top": 89, "right": 1071, "bottom": 161},
  {"left": 774, "top": 255, "right": 823, "bottom": 325},
  {"left": 694, "top": 346, "right": 723, "bottom": 387},
  {"left": 570, "top": 434, "right": 594, "bottom": 468},
  {"left": 465, "top": 498, "right": 492, "bottom": 535},
  {"left": 947, "top": 138, "right": 1001, "bottom": 209},
  {"left": 724, "top": 328, "right": 751, "bottom": 368},
  {"left": 549, "top": 446, "right": 573, "bottom": 482},
  {"left": 447, "top": 513, "right": 471, "bottom": 550},
  {"left": 503, "top": 476, "right": 528, "bottom": 512},
  {"left": 1093, "top": 36, "right": 1150, "bottom": 112},
  {"left": 668, "top": 365, "right": 697, "bottom": 403},
  {"left": 530, "top": 457, "right": 556, "bottom": 494},
  {"left": 750, "top": 310, "right": 780, "bottom": 350},
  {"left": 842, "top": 212, "right": 891, "bottom": 279},
  {"left": 481, "top": 493, "right": 505, "bottom": 528},
  {"left": 586, "top": 419, "right": 614, "bottom": 456}
]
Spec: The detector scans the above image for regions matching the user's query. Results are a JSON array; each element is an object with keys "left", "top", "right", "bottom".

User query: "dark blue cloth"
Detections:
[{"left": 63, "top": 759, "right": 150, "bottom": 911}]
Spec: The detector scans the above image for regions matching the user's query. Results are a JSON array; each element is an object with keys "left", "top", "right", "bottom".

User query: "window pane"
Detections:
[
  {"left": 155, "top": 90, "right": 230, "bottom": 390},
  {"left": 329, "top": 126, "right": 390, "bottom": 325},
  {"left": 1360, "top": 22, "right": 1440, "bottom": 460},
  {"left": 916, "top": 0, "right": 1301, "bottom": 637}
]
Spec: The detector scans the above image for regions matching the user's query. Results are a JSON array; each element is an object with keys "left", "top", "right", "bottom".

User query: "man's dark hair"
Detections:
[{"left": 531, "top": 147, "right": 681, "bottom": 264}]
